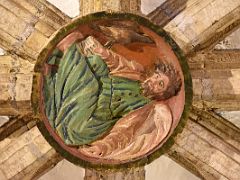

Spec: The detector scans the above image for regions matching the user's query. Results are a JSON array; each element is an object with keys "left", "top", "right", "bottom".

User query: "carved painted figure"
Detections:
[{"left": 43, "top": 22, "right": 182, "bottom": 161}]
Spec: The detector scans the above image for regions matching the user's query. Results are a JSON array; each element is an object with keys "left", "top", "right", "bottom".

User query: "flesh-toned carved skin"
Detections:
[
  {"left": 79, "top": 102, "right": 172, "bottom": 161},
  {"left": 77, "top": 36, "right": 145, "bottom": 81},
  {"left": 142, "top": 73, "right": 170, "bottom": 99}
]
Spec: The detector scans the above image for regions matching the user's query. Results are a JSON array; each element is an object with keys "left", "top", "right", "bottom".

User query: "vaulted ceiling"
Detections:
[{"left": 0, "top": 0, "right": 240, "bottom": 180}]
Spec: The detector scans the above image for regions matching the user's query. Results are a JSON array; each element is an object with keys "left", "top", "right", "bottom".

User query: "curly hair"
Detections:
[{"left": 148, "top": 60, "right": 182, "bottom": 100}]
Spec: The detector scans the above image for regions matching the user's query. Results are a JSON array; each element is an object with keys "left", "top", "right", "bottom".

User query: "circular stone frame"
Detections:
[{"left": 32, "top": 11, "right": 193, "bottom": 169}]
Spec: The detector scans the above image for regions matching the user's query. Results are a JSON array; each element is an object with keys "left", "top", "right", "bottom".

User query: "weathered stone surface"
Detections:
[
  {"left": 215, "top": 28, "right": 240, "bottom": 50},
  {"left": 79, "top": 0, "right": 141, "bottom": 16},
  {"left": 0, "top": 55, "right": 33, "bottom": 115},
  {"left": 158, "top": 0, "right": 240, "bottom": 54},
  {"left": 84, "top": 167, "right": 145, "bottom": 180},
  {"left": 168, "top": 107, "right": 240, "bottom": 180},
  {"left": 148, "top": 0, "right": 188, "bottom": 27},
  {"left": 0, "top": 0, "right": 71, "bottom": 114},
  {"left": 189, "top": 50, "right": 240, "bottom": 110},
  {"left": 188, "top": 50, "right": 240, "bottom": 70},
  {"left": 0, "top": 114, "right": 35, "bottom": 141},
  {"left": 1, "top": 1, "right": 240, "bottom": 180},
  {"left": 0, "top": 126, "right": 62, "bottom": 180},
  {"left": 0, "top": 0, "right": 70, "bottom": 61}
]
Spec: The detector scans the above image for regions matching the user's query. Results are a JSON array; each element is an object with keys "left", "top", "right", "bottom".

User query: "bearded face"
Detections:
[{"left": 142, "top": 72, "right": 170, "bottom": 99}]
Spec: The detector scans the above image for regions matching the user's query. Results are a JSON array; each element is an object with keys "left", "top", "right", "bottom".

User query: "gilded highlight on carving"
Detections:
[{"left": 40, "top": 15, "right": 187, "bottom": 165}]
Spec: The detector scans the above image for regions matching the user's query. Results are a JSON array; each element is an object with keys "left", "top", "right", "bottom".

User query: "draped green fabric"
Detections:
[{"left": 43, "top": 44, "right": 150, "bottom": 146}]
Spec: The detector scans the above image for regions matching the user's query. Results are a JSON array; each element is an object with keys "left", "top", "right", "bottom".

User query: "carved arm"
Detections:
[{"left": 77, "top": 36, "right": 145, "bottom": 81}]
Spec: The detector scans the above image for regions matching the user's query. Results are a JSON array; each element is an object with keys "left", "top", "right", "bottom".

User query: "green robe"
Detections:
[{"left": 44, "top": 44, "right": 150, "bottom": 145}]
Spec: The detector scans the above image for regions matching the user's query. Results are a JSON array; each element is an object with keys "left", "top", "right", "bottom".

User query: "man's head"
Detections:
[{"left": 142, "top": 60, "right": 182, "bottom": 100}]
